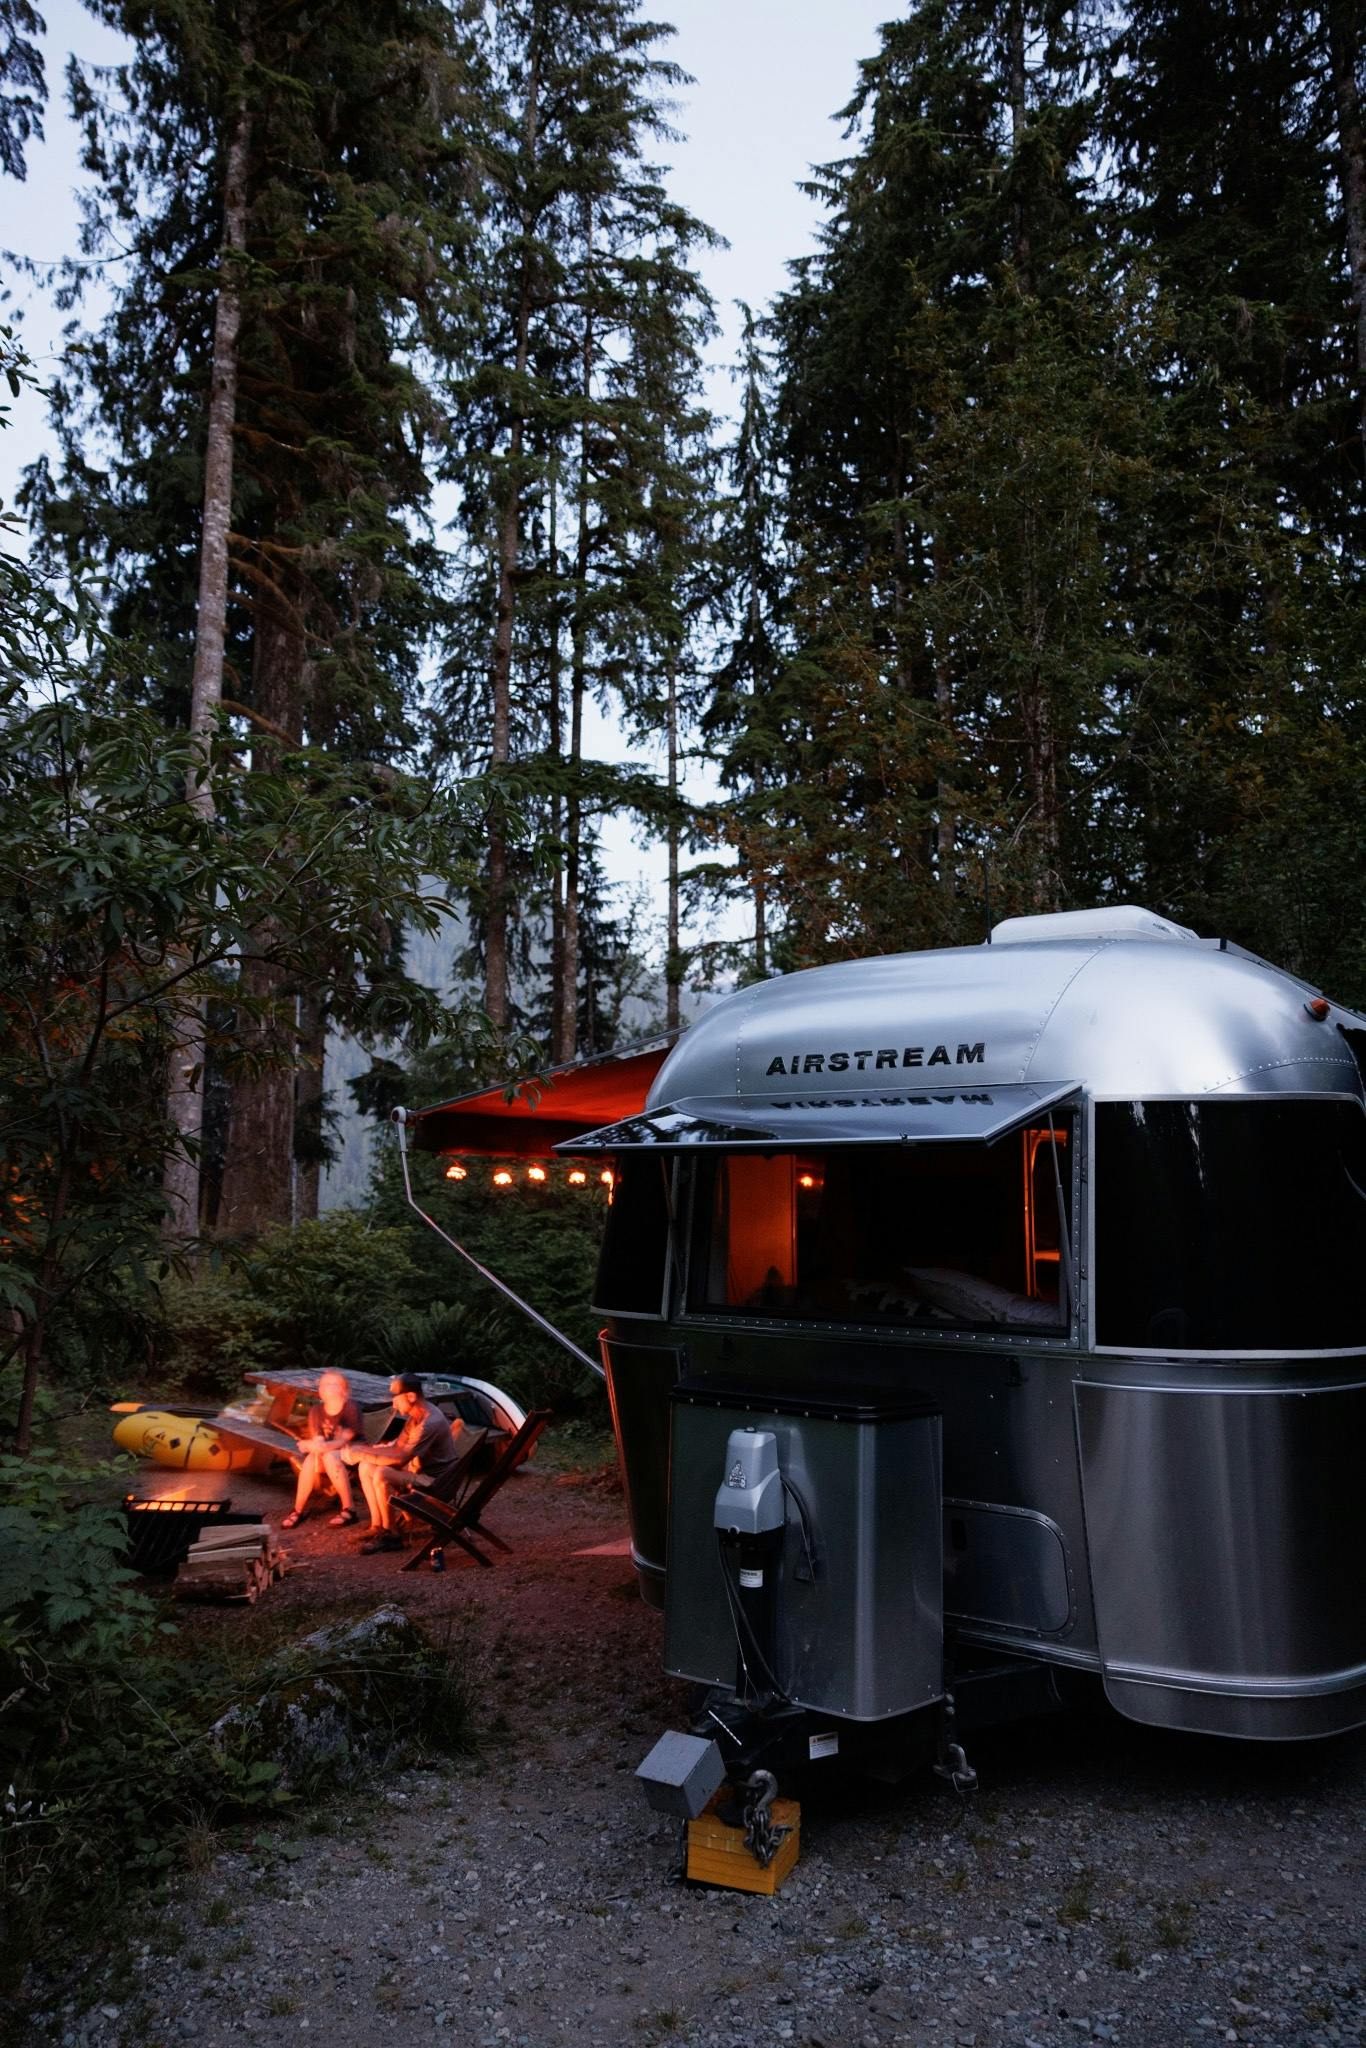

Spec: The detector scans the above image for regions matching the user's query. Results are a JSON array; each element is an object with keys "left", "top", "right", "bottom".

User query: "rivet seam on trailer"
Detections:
[
  {"left": 1018, "top": 941, "right": 1109, "bottom": 1079},
  {"left": 1205, "top": 1054, "right": 1359, "bottom": 1091}
]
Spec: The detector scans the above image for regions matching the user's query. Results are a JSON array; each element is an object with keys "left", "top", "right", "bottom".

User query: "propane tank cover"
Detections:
[{"left": 713, "top": 1427, "right": 784, "bottom": 1536}]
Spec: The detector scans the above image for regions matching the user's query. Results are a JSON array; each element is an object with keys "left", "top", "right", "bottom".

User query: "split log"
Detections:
[{"left": 190, "top": 1527, "right": 270, "bottom": 1553}]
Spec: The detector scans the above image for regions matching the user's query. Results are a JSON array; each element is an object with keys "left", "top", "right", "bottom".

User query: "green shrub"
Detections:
[
  {"left": 149, "top": 1213, "right": 424, "bottom": 1396},
  {"left": 0, "top": 1448, "right": 475, "bottom": 1994},
  {"left": 367, "top": 1144, "right": 610, "bottom": 1414},
  {"left": 369, "top": 1297, "right": 514, "bottom": 1381},
  {"left": 245, "top": 1211, "right": 421, "bottom": 1370},
  {"left": 0, "top": 1378, "right": 62, "bottom": 1449},
  {"left": 153, "top": 1267, "right": 276, "bottom": 1398},
  {"left": 0, "top": 1450, "right": 231, "bottom": 1970},
  {"left": 148, "top": 1192, "right": 603, "bottom": 1416}
]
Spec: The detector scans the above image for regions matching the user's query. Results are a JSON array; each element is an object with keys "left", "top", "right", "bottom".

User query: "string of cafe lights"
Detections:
[{"left": 443, "top": 1162, "right": 614, "bottom": 1192}]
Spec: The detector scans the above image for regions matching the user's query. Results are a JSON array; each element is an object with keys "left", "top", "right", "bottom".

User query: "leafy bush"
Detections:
[
  {"left": 244, "top": 1212, "right": 421, "bottom": 1370},
  {"left": 0, "top": 1450, "right": 231, "bottom": 1971},
  {"left": 147, "top": 1193, "right": 601, "bottom": 1416},
  {"left": 149, "top": 1212, "right": 424, "bottom": 1396},
  {"left": 369, "top": 1297, "right": 514, "bottom": 1382},
  {"left": 367, "top": 1142, "right": 611, "bottom": 1413},
  {"left": 0, "top": 1377, "right": 63, "bottom": 1449},
  {"left": 152, "top": 1268, "right": 277, "bottom": 1398},
  {"left": 0, "top": 1449, "right": 475, "bottom": 1992}
]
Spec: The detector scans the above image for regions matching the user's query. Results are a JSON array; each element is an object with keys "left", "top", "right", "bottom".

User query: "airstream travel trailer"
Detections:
[{"left": 397, "top": 906, "right": 1366, "bottom": 1801}]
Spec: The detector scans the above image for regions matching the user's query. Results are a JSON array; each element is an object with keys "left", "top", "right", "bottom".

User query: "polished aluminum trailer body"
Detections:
[
  {"left": 576, "top": 911, "right": 1366, "bottom": 1741},
  {"left": 409, "top": 908, "right": 1366, "bottom": 1744}
]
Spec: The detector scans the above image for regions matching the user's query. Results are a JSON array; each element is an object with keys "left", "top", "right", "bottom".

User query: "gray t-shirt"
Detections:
[{"left": 393, "top": 1404, "right": 461, "bottom": 1483}]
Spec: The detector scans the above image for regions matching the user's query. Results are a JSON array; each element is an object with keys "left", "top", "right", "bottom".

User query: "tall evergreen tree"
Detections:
[
  {"left": 704, "top": 304, "right": 785, "bottom": 978},
  {"left": 1096, "top": 0, "right": 1366, "bottom": 980},
  {"left": 38, "top": 0, "right": 488, "bottom": 1234},
  {"left": 440, "top": 0, "right": 716, "bottom": 1052},
  {"left": 755, "top": 0, "right": 1126, "bottom": 956},
  {"left": 0, "top": 0, "right": 44, "bottom": 180}
]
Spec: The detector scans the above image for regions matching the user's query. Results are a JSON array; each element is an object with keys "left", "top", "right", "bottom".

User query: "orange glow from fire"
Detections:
[
  {"left": 567, "top": 1168, "right": 588, "bottom": 1186},
  {"left": 492, "top": 1168, "right": 514, "bottom": 1188},
  {"left": 444, "top": 1163, "right": 468, "bottom": 1181},
  {"left": 527, "top": 1165, "right": 547, "bottom": 1183}
]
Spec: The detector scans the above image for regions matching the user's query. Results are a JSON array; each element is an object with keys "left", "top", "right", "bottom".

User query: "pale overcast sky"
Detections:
[{"left": 1, "top": 0, "right": 895, "bottom": 964}]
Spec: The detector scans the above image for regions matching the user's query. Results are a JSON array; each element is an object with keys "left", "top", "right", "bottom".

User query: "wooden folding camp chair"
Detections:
[
  {"left": 393, "top": 1409, "right": 552, "bottom": 1572},
  {"left": 387, "top": 1422, "right": 488, "bottom": 1527}
]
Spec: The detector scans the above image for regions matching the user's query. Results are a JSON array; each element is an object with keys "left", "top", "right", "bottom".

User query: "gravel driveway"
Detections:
[{"left": 34, "top": 1464, "right": 1366, "bottom": 2048}]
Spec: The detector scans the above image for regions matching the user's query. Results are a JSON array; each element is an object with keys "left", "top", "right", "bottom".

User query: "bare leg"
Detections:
[
  {"left": 294, "top": 1451, "right": 323, "bottom": 1515},
  {"left": 356, "top": 1459, "right": 387, "bottom": 1527},
  {"left": 358, "top": 1462, "right": 405, "bottom": 1530},
  {"left": 320, "top": 1449, "right": 354, "bottom": 1513}
]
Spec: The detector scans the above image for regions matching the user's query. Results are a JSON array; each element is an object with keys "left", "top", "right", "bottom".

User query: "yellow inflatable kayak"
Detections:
[{"left": 111, "top": 1408, "right": 271, "bottom": 1472}]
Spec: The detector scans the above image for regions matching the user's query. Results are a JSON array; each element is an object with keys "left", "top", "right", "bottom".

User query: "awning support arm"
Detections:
[{"left": 391, "top": 1108, "right": 605, "bottom": 1382}]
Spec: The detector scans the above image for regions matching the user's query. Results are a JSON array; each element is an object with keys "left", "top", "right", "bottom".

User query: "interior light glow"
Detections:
[
  {"left": 444, "top": 1163, "right": 468, "bottom": 1181},
  {"left": 797, "top": 1172, "right": 817, "bottom": 1190},
  {"left": 492, "top": 1168, "right": 514, "bottom": 1188},
  {"left": 567, "top": 1168, "right": 588, "bottom": 1186},
  {"left": 527, "top": 1164, "right": 547, "bottom": 1183}
]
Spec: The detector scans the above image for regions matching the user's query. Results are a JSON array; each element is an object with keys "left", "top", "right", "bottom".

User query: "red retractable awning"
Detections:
[{"left": 406, "top": 1034, "right": 677, "bottom": 1159}]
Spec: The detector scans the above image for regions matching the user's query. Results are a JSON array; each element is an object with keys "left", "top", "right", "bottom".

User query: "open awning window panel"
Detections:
[
  {"left": 409, "top": 1038, "right": 675, "bottom": 1160},
  {"left": 555, "top": 1082, "right": 1081, "bottom": 1154}
]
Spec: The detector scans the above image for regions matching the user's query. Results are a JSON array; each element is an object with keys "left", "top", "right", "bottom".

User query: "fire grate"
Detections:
[{"left": 124, "top": 1495, "right": 232, "bottom": 1577}]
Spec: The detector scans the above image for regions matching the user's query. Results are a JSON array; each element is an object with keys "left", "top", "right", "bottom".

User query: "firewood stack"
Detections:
[{"left": 172, "top": 1519, "right": 286, "bottom": 1603}]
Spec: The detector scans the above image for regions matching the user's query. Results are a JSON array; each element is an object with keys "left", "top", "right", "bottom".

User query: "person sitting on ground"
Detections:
[
  {"left": 342, "top": 1373, "right": 462, "bottom": 1554},
  {"left": 281, "top": 1370, "right": 364, "bottom": 1530}
]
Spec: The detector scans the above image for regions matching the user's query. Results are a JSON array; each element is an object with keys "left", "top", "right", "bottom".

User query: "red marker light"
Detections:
[{"left": 1306, "top": 997, "right": 1331, "bottom": 1020}]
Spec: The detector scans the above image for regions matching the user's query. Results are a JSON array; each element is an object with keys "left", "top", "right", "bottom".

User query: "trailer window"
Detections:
[
  {"left": 1095, "top": 1099, "right": 1366, "bottom": 1350},
  {"left": 688, "top": 1125, "right": 1073, "bottom": 1331},
  {"left": 594, "top": 1158, "right": 670, "bottom": 1315}
]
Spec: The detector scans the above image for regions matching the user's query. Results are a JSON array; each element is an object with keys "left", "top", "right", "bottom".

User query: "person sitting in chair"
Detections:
[
  {"left": 281, "top": 1371, "right": 363, "bottom": 1530},
  {"left": 343, "top": 1374, "right": 462, "bottom": 1554}
]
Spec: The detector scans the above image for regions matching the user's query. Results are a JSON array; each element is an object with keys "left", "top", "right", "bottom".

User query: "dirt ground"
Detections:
[{"left": 30, "top": 1448, "right": 1366, "bottom": 2048}]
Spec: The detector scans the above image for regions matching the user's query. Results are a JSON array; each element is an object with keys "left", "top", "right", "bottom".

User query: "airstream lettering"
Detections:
[
  {"left": 764, "top": 1040, "right": 987, "bottom": 1076},
  {"left": 399, "top": 904, "right": 1366, "bottom": 1799}
]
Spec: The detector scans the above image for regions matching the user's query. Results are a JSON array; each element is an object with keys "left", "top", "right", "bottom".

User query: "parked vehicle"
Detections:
[{"left": 400, "top": 907, "right": 1366, "bottom": 1783}]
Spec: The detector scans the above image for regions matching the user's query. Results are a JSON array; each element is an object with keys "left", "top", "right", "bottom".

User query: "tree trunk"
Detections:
[
  {"left": 932, "top": 536, "right": 956, "bottom": 882},
  {"left": 559, "top": 595, "right": 585, "bottom": 1061},
  {"left": 547, "top": 460, "right": 566, "bottom": 1050},
  {"left": 163, "top": 23, "right": 253, "bottom": 1241},
  {"left": 665, "top": 660, "right": 681, "bottom": 1031},
  {"left": 753, "top": 857, "right": 767, "bottom": 978},
  {"left": 485, "top": 40, "right": 541, "bottom": 1031},
  {"left": 216, "top": 604, "right": 305, "bottom": 1238},
  {"left": 13, "top": 1157, "right": 73, "bottom": 1454},
  {"left": 557, "top": 199, "right": 594, "bottom": 1065},
  {"left": 1329, "top": 0, "right": 1366, "bottom": 463},
  {"left": 293, "top": 994, "right": 327, "bottom": 1222},
  {"left": 1006, "top": 0, "right": 1031, "bottom": 287},
  {"left": 1022, "top": 661, "right": 1061, "bottom": 911}
]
